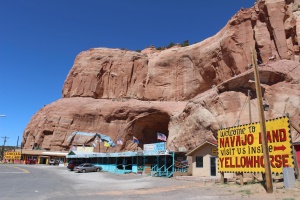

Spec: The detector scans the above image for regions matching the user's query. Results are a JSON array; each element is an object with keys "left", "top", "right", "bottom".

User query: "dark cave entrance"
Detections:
[{"left": 129, "top": 112, "right": 170, "bottom": 148}]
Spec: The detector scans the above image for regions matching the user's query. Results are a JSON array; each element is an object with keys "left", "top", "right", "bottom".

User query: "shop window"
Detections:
[
  {"left": 196, "top": 156, "right": 203, "bottom": 168},
  {"left": 109, "top": 157, "right": 116, "bottom": 164},
  {"left": 137, "top": 156, "right": 143, "bottom": 166},
  {"left": 132, "top": 157, "right": 137, "bottom": 164},
  {"left": 103, "top": 157, "right": 109, "bottom": 164},
  {"left": 91, "top": 157, "right": 98, "bottom": 163}
]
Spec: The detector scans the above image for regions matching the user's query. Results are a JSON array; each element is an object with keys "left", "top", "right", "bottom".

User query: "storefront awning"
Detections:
[{"left": 66, "top": 150, "right": 171, "bottom": 158}]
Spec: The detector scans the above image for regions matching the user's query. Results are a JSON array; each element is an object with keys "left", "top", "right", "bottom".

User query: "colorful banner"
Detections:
[
  {"left": 218, "top": 116, "right": 293, "bottom": 174},
  {"left": 104, "top": 141, "right": 110, "bottom": 147}
]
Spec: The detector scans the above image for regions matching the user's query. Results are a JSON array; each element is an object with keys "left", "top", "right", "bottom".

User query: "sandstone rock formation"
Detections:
[
  {"left": 23, "top": 98, "right": 186, "bottom": 152},
  {"left": 168, "top": 59, "right": 300, "bottom": 151},
  {"left": 23, "top": 0, "right": 300, "bottom": 152}
]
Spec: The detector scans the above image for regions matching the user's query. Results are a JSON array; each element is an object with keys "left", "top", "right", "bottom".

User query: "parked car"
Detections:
[
  {"left": 74, "top": 163, "right": 102, "bottom": 173},
  {"left": 26, "top": 159, "right": 36, "bottom": 164},
  {"left": 67, "top": 160, "right": 83, "bottom": 171},
  {"left": 49, "top": 159, "right": 59, "bottom": 165}
]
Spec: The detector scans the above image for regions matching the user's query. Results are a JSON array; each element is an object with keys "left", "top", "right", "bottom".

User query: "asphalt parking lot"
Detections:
[{"left": 0, "top": 164, "right": 299, "bottom": 200}]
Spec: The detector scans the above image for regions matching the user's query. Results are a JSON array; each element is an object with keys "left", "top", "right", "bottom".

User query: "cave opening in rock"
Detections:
[{"left": 130, "top": 112, "right": 170, "bottom": 148}]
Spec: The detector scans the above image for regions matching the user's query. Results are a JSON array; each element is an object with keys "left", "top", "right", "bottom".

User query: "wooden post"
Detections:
[
  {"left": 221, "top": 172, "right": 225, "bottom": 184},
  {"left": 251, "top": 47, "right": 273, "bottom": 193},
  {"left": 248, "top": 90, "right": 252, "bottom": 123},
  {"left": 240, "top": 173, "right": 244, "bottom": 186},
  {"left": 292, "top": 146, "right": 300, "bottom": 180},
  {"left": 98, "top": 138, "right": 100, "bottom": 153}
]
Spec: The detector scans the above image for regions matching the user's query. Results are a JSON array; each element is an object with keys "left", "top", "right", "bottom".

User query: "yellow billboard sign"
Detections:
[
  {"left": 218, "top": 116, "right": 293, "bottom": 174},
  {"left": 4, "top": 151, "right": 21, "bottom": 160}
]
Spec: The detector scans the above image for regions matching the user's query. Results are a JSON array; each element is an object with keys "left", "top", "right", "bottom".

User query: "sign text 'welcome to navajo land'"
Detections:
[{"left": 218, "top": 116, "right": 293, "bottom": 174}]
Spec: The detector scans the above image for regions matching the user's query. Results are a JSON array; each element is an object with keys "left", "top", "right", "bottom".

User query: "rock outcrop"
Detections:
[
  {"left": 23, "top": 0, "right": 300, "bottom": 152},
  {"left": 23, "top": 98, "right": 186, "bottom": 152},
  {"left": 168, "top": 59, "right": 300, "bottom": 151}
]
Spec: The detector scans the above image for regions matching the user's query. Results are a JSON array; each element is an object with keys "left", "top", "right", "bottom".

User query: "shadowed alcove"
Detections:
[{"left": 126, "top": 112, "right": 170, "bottom": 149}]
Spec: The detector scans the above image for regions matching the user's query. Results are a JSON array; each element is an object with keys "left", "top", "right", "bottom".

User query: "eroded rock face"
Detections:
[
  {"left": 167, "top": 60, "right": 300, "bottom": 151},
  {"left": 23, "top": 0, "right": 300, "bottom": 152},
  {"left": 23, "top": 98, "right": 187, "bottom": 151},
  {"left": 62, "top": 1, "right": 300, "bottom": 102}
]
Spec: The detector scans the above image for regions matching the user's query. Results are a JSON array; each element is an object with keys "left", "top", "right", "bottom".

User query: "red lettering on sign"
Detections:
[
  {"left": 230, "top": 157, "right": 234, "bottom": 168},
  {"left": 240, "top": 157, "right": 245, "bottom": 167},
  {"left": 245, "top": 156, "right": 253, "bottom": 167},
  {"left": 235, "top": 157, "right": 240, "bottom": 168},
  {"left": 219, "top": 158, "right": 224, "bottom": 168},
  {"left": 248, "top": 134, "right": 254, "bottom": 145},
  {"left": 220, "top": 134, "right": 255, "bottom": 147},
  {"left": 254, "top": 156, "right": 261, "bottom": 168},
  {"left": 279, "top": 129, "right": 287, "bottom": 142},
  {"left": 275, "top": 155, "right": 283, "bottom": 168},
  {"left": 219, "top": 155, "right": 291, "bottom": 169},
  {"left": 225, "top": 157, "right": 230, "bottom": 168},
  {"left": 282, "top": 154, "right": 289, "bottom": 167},
  {"left": 259, "top": 128, "right": 287, "bottom": 144},
  {"left": 230, "top": 137, "right": 235, "bottom": 147},
  {"left": 270, "top": 155, "right": 275, "bottom": 168},
  {"left": 220, "top": 138, "right": 224, "bottom": 148}
]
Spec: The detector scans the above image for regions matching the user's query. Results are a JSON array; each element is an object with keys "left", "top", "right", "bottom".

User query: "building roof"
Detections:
[
  {"left": 186, "top": 140, "right": 217, "bottom": 156},
  {"left": 14, "top": 149, "right": 68, "bottom": 156},
  {"left": 66, "top": 150, "right": 171, "bottom": 158}
]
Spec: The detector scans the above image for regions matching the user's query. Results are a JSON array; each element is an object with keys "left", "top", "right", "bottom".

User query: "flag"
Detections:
[
  {"left": 117, "top": 139, "right": 123, "bottom": 145},
  {"left": 104, "top": 141, "right": 110, "bottom": 147},
  {"left": 133, "top": 136, "right": 139, "bottom": 144},
  {"left": 157, "top": 132, "right": 167, "bottom": 141}
]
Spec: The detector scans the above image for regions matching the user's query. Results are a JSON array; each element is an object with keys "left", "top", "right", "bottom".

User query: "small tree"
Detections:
[
  {"left": 167, "top": 42, "right": 175, "bottom": 48},
  {"left": 181, "top": 40, "right": 189, "bottom": 47}
]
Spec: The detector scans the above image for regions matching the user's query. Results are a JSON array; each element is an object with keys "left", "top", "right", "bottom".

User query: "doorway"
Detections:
[{"left": 210, "top": 157, "right": 216, "bottom": 176}]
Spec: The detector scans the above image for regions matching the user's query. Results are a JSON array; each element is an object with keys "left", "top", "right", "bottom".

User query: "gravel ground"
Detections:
[
  {"left": 52, "top": 166, "right": 300, "bottom": 200},
  {"left": 5, "top": 164, "right": 298, "bottom": 200}
]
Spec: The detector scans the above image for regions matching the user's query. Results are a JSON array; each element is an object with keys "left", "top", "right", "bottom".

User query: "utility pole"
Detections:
[
  {"left": 15, "top": 136, "right": 19, "bottom": 152},
  {"left": 1, "top": 136, "right": 9, "bottom": 161},
  {"left": 251, "top": 47, "right": 273, "bottom": 193},
  {"left": 98, "top": 138, "right": 101, "bottom": 153},
  {"left": 248, "top": 90, "right": 252, "bottom": 123}
]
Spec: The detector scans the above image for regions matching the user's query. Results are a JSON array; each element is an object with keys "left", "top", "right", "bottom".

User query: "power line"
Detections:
[{"left": 232, "top": 95, "right": 249, "bottom": 127}]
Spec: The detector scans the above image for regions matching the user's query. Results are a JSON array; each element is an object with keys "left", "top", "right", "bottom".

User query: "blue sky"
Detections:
[{"left": 0, "top": 0, "right": 255, "bottom": 146}]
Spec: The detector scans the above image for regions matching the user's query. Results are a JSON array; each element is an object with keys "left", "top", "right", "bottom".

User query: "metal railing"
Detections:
[
  {"left": 174, "top": 165, "right": 188, "bottom": 173},
  {"left": 150, "top": 164, "right": 158, "bottom": 176},
  {"left": 166, "top": 164, "right": 174, "bottom": 178}
]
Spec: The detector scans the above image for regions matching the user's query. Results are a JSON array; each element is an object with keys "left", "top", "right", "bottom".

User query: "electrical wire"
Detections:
[{"left": 232, "top": 95, "right": 249, "bottom": 127}]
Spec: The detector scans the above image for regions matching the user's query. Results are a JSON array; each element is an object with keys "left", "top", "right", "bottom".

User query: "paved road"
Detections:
[{"left": 0, "top": 164, "right": 299, "bottom": 200}]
